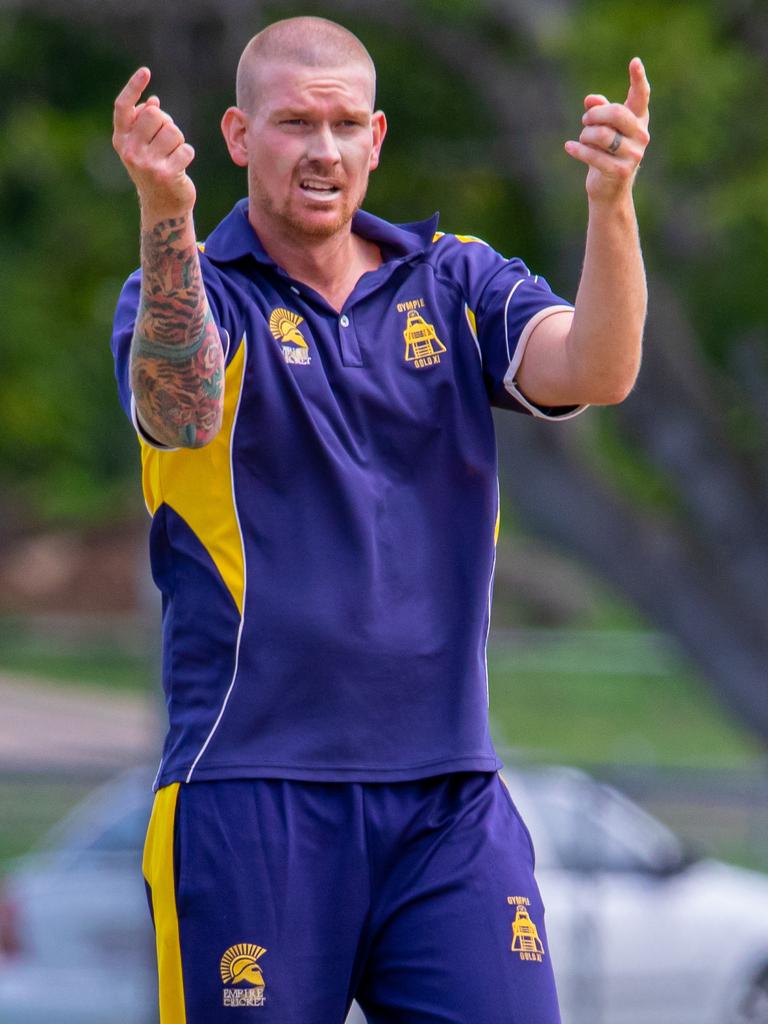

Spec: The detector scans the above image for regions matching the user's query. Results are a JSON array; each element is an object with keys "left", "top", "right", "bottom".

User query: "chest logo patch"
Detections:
[
  {"left": 508, "top": 897, "right": 545, "bottom": 962},
  {"left": 220, "top": 943, "right": 267, "bottom": 1007},
  {"left": 402, "top": 308, "right": 446, "bottom": 369},
  {"left": 270, "top": 308, "right": 311, "bottom": 365}
]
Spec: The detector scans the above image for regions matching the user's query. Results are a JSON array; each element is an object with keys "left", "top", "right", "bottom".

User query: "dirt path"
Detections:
[{"left": 0, "top": 673, "right": 157, "bottom": 770}]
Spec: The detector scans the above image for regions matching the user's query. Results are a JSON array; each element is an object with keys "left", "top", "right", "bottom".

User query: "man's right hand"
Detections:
[{"left": 113, "top": 67, "right": 196, "bottom": 218}]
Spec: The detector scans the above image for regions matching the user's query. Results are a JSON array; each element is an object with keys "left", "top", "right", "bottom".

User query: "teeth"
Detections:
[{"left": 301, "top": 182, "right": 338, "bottom": 192}]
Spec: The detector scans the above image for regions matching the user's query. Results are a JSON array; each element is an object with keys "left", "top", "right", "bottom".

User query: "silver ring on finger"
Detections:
[{"left": 607, "top": 131, "right": 623, "bottom": 155}]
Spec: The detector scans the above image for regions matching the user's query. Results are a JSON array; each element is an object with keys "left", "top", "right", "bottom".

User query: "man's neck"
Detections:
[{"left": 248, "top": 211, "right": 381, "bottom": 312}]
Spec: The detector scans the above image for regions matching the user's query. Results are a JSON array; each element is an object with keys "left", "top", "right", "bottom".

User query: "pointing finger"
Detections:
[
  {"left": 625, "top": 57, "right": 650, "bottom": 119},
  {"left": 114, "top": 66, "right": 151, "bottom": 132}
]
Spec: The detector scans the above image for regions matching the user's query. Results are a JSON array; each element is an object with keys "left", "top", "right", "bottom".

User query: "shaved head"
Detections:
[{"left": 236, "top": 17, "right": 377, "bottom": 113}]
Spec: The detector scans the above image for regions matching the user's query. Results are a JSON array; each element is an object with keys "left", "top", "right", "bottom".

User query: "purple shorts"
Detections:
[{"left": 143, "top": 772, "right": 561, "bottom": 1023}]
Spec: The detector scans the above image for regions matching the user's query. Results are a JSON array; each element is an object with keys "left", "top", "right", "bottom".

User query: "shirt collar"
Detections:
[{"left": 201, "top": 198, "right": 439, "bottom": 266}]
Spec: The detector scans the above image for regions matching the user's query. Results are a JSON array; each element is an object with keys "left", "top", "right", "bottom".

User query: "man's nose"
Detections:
[{"left": 306, "top": 124, "right": 341, "bottom": 164}]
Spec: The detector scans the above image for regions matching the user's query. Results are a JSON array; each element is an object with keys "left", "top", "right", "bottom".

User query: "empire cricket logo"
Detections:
[
  {"left": 220, "top": 943, "right": 268, "bottom": 1007},
  {"left": 398, "top": 298, "right": 446, "bottom": 369},
  {"left": 508, "top": 896, "right": 546, "bottom": 962},
  {"left": 269, "top": 307, "right": 311, "bottom": 365}
]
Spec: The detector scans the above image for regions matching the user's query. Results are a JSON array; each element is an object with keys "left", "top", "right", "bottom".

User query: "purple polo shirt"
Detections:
[{"left": 111, "top": 199, "right": 578, "bottom": 789}]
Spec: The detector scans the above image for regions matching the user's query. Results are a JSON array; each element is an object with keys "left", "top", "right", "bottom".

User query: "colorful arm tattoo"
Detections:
[{"left": 130, "top": 215, "right": 224, "bottom": 447}]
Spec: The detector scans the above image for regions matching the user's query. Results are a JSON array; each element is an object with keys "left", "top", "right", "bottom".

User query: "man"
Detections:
[{"left": 111, "top": 16, "right": 649, "bottom": 1024}]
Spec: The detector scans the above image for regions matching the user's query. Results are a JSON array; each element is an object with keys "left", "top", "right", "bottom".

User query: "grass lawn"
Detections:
[
  {"left": 0, "top": 617, "right": 151, "bottom": 692},
  {"left": 488, "top": 631, "right": 764, "bottom": 770},
  {"left": 0, "top": 646, "right": 150, "bottom": 690}
]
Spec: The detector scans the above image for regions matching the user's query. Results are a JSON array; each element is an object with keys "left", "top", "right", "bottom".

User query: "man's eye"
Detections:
[{"left": 282, "top": 119, "right": 307, "bottom": 127}]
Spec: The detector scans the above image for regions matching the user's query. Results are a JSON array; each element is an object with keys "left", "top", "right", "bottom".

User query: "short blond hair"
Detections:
[{"left": 236, "top": 17, "right": 376, "bottom": 112}]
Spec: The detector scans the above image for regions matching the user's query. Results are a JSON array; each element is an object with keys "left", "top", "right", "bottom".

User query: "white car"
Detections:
[{"left": 0, "top": 765, "right": 766, "bottom": 1024}]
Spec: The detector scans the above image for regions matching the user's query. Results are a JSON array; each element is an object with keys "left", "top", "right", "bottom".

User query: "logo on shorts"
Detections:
[
  {"left": 397, "top": 298, "right": 446, "bottom": 369},
  {"left": 507, "top": 896, "right": 545, "bottom": 962},
  {"left": 220, "top": 943, "right": 267, "bottom": 1007},
  {"left": 269, "top": 307, "right": 311, "bottom": 365}
]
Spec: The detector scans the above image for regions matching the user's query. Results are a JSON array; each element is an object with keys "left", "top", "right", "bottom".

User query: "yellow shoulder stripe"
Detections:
[
  {"left": 454, "top": 234, "right": 489, "bottom": 246},
  {"left": 431, "top": 231, "right": 489, "bottom": 247}
]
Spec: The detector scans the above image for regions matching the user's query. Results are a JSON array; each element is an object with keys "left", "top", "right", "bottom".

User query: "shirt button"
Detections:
[{"left": 339, "top": 314, "right": 350, "bottom": 328}]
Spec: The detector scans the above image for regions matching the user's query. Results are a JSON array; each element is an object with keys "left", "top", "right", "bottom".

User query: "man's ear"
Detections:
[
  {"left": 221, "top": 107, "right": 249, "bottom": 168},
  {"left": 369, "top": 110, "right": 387, "bottom": 172}
]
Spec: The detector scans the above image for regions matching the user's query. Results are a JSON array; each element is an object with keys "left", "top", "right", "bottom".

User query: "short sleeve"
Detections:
[
  {"left": 110, "top": 254, "right": 238, "bottom": 448},
  {"left": 475, "top": 260, "right": 583, "bottom": 418},
  {"left": 434, "top": 234, "right": 583, "bottom": 419}
]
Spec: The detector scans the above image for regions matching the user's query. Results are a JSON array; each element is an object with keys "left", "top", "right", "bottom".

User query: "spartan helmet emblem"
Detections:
[
  {"left": 220, "top": 943, "right": 268, "bottom": 987},
  {"left": 269, "top": 308, "right": 309, "bottom": 349}
]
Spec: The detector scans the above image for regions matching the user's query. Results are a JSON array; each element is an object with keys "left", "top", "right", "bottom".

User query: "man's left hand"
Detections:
[{"left": 565, "top": 57, "right": 650, "bottom": 202}]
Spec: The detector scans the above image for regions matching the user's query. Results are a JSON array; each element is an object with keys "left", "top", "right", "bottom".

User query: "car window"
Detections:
[{"left": 79, "top": 801, "right": 151, "bottom": 855}]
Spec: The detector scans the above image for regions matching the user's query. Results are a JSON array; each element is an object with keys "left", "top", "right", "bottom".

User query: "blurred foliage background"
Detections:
[{"left": 0, "top": 0, "right": 767, "bottom": 867}]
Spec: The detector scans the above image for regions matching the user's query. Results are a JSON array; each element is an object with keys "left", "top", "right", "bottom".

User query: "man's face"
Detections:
[{"left": 235, "top": 60, "right": 386, "bottom": 241}]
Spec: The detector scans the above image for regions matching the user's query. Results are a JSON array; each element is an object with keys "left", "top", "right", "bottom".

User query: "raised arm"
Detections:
[
  {"left": 112, "top": 67, "right": 223, "bottom": 447},
  {"left": 515, "top": 58, "right": 651, "bottom": 408}
]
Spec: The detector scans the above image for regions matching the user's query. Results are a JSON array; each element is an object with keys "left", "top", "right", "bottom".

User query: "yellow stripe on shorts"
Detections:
[{"left": 143, "top": 782, "right": 187, "bottom": 1024}]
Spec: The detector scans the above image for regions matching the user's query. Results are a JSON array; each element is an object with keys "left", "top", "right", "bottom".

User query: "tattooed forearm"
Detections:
[{"left": 130, "top": 215, "right": 224, "bottom": 448}]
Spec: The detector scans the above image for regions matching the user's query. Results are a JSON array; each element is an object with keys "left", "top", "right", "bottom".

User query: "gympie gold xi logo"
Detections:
[
  {"left": 508, "top": 896, "right": 546, "bottom": 963},
  {"left": 220, "top": 943, "right": 268, "bottom": 1007}
]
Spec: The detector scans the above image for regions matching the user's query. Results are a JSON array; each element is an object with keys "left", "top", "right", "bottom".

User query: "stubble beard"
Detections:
[{"left": 248, "top": 166, "right": 369, "bottom": 241}]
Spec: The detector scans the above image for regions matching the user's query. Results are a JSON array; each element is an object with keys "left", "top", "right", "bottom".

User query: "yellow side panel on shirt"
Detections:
[
  {"left": 465, "top": 306, "right": 478, "bottom": 339},
  {"left": 139, "top": 338, "right": 247, "bottom": 615},
  {"left": 143, "top": 782, "right": 186, "bottom": 1024}
]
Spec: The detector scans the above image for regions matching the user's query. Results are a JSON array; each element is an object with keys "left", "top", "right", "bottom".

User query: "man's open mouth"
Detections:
[{"left": 299, "top": 180, "right": 341, "bottom": 197}]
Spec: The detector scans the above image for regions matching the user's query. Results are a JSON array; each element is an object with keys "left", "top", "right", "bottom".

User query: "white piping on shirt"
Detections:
[
  {"left": 464, "top": 303, "right": 482, "bottom": 364},
  {"left": 483, "top": 477, "right": 500, "bottom": 707},
  {"left": 503, "top": 305, "right": 586, "bottom": 420},
  {"left": 502, "top": 280, "right": 526, "bottom": 364}
]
